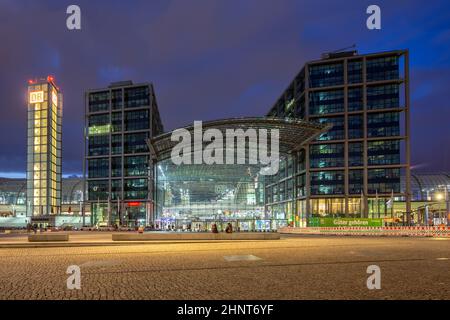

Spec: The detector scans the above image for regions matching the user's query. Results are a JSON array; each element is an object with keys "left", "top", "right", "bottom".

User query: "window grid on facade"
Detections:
[
  {"left": 27, "top": 80, "right": 62, "bottom": 216},
  {"left": 265, "top": 50, "right": 410, "bottom": 225},
  {"left": 85, "top": 82, "right": 164, "bottom": 227}
]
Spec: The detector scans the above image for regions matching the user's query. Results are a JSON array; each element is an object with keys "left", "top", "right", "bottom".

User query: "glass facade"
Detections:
[
  {"left": 309, "top": 89, "right": 344, "bottom": 115},
  {"left": 368, "top": 168, "right": 401, "bottom": 194},
  {"left": 316, "top": 116, "right": 344, "bottom": 141},
  {"left": 348, "top": 114, "right": 364, "bottom": 139},
  {"left": 85, "top": 82, "right": 163, "bottom": 227},
  {"left": 367, "top": 84, "right": 399, "bottom": 110},
  {"left": 88, "top": 91, "right": 109, "bottom": 112},
  {"left": 125, "top": 86, "right": 149, "bottom": 108},
  {"left": 81, "top": 51, "right": 409, "bottom": 227},
  {"left": 124, "top": 132, "right": 149, "bottom": 154},
  {"left": 366, "top": 56, "right": 399, "bottom": 82},
  {"left": 368, "top": 140, "right": 400, "bottom": 165},
  {"left": 310, "top": 198, "right": 346, "bottom": 217},
  {"left": 124, "top": 156, "right": 148, "bottom": 176},
  {"left": 125, "top": 110, "right": 150, "bottom": 131},
  {"left": 347, "top": 60, "right": 363, "bottom": 84},
  {"left": 88, "top": 158, "right": 109, "bottom": 178},
  {"left": 349, "top": 169, "right": 363, "bottom": 194},
  {"left": 26, "top": 79, "right": 62, "bottom": 216},
  {"left": 310, "top": 171, "right": 345, "bottom": 195},
  {"left": 310, "top": 144, "right": 344, "bottom": 168},
  {"left": 367, "top": 112, "right": 400, "bottom": 137},
  {"left": 309, "top": 63, "right": 344, "bottom": 88},
  {"left": 348, "top": 87, "right": 363, "bottom": 111},
  {"left": 348, "top": 142, "right": 364, "bottom": 166},
  {"left": 266, "top": 50, "right": 409, "bottom": 222},
  {"left": 0, "top": 177, "right": 87, "bottom": 219},
  {"left": 155, "top": 160, "right": 283, "bottom": 230}
]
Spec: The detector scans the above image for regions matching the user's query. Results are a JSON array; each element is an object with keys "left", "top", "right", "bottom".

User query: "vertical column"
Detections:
[
  {"left": 304, "top": 64, "right": 311, "bottom": 225},
  {"left": 362, "top": 57, "right": 369, "bottom": 218},
  {"left": 147, "top": 155, "right": 154, "bottom": 225},
  {"left": 404, "top": 51, "right": 412, "bottom": 224},
  {"left": 343, "top": 59, "right": 349, "bottom": 217},
  {"left": 108, "top": 89, "right": 112, "bottom": 226},
  {"left": 293, "top": 155, "right": 297, "bottom": 227},
  {"left": 148, "top": 89, "right": 154, "bottom": 225},
  {"left": 82, "top": 93, "right": 87, "bottom": 226},
  {"left": 46, "top": 85, "right": 51, "bottom": 216},
  {"left": 121, "top": 88, "right": 125, "bottom": 224}
]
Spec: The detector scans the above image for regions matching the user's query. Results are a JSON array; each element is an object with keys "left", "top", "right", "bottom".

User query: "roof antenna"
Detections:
[
  {"left": 321, "top": 44, "right": 357, "bottom": 59},
  {"left": 332, "top": 44, "right": 356, "bottom": 53}
]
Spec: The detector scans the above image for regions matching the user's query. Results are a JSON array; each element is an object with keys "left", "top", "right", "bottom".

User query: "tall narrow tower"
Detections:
[{"left": 26, "top": 76, "right": 62, "bottom": 221}]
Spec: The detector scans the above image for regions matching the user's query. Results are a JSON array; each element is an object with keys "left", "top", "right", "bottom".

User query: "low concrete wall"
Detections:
[
  {"left": 112, "top": 232, "right": 280, "bottom": 241},
  {"left": 279, "top": 226, "right": 450, "bottom": 237},
  {"left": 28, "top": 234, "right": 69, "bottom": 242}
]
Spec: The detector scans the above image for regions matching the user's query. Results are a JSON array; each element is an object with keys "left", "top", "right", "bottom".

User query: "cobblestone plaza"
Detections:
[{"left": 0, "top": 234, "right": 448, "bottom": 300}]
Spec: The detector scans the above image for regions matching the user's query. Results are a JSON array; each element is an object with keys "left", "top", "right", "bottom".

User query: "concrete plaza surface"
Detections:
[
  {"left": 0, "top": 234, "right": 448, "bottom": 300},
  {"left": 0, "top": 231, "right": 279, "bottom": 247}
]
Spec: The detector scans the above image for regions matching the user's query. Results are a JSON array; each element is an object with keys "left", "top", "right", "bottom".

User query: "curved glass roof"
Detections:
[
  {"left": 405, "top": 172, "right": 450, "bottom": 200},
  {"left": 149, "top": 117, "right": 330, "bottom": 161},
  {"left": 0, "top": 177, "right": 83, "bottom": 205}
]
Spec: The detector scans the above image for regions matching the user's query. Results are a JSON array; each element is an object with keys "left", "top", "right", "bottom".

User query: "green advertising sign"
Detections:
[{"left": 309, "top": 217, "right": 383, "bottom": 227}]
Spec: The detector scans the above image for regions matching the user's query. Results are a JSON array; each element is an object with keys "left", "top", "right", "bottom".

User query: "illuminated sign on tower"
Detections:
[{"left": 26, "top": 76, "right": 63, "bottom": 218}]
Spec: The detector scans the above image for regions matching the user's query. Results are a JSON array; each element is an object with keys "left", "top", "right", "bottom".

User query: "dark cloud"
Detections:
[{"left": 0, "top": 0, "right": 449, "bottom": 176}]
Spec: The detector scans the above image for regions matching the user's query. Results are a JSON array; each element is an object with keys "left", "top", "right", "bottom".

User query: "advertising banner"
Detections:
[{"left": 309, "top": 217, "right": 383, "bottom": 227}]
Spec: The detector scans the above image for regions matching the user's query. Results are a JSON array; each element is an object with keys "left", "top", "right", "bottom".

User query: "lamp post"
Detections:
[
  {"left": 78, "top": 190, "right": 85, "bottom": 227},
  {"left": 435, "top": 188, "right": 448, "bottom": 226},
  {"left": 118, "top": 197, "right": 121, "bottom": 227},
  {"left": 445, "top": 186, "right": 450, "bottom": 226}
]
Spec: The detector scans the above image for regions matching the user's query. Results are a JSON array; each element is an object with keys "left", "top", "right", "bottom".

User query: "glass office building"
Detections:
[
  {"left": 154, "top": 162, "right": 270, "bottom": 231},
  {"left": 3, "top": 171, "right": 443, "bottom": 228},
  {"left": 149, "top": 118, "right": 327, "bottom": 231},
  {"left": 266, "top": 50, "right": 411, "bottom": 225},
  {"left": 26, "top": 76, "right": 62, "bottom": 219},
  {"left": 84, "top": 81, "right": 164, "bottom": 227}
]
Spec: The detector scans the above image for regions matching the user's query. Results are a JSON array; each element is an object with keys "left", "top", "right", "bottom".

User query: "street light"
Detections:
[
  {"left": 434, "top": 187, "right": 449, "bottom": 226},
  {"left": 76, "top": 190, "right": 84, "bottom": 226}
]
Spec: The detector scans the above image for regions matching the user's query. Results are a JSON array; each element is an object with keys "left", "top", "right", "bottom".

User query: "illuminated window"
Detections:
[
  {"left": 29, "top": 91, "right": 44, "bottom": 103},
  {"left": 89, "top": 124, "right": 111, "bottom": 136},
  {"left": 52, "top": 91, "right": 58, "bottom": 106}
]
